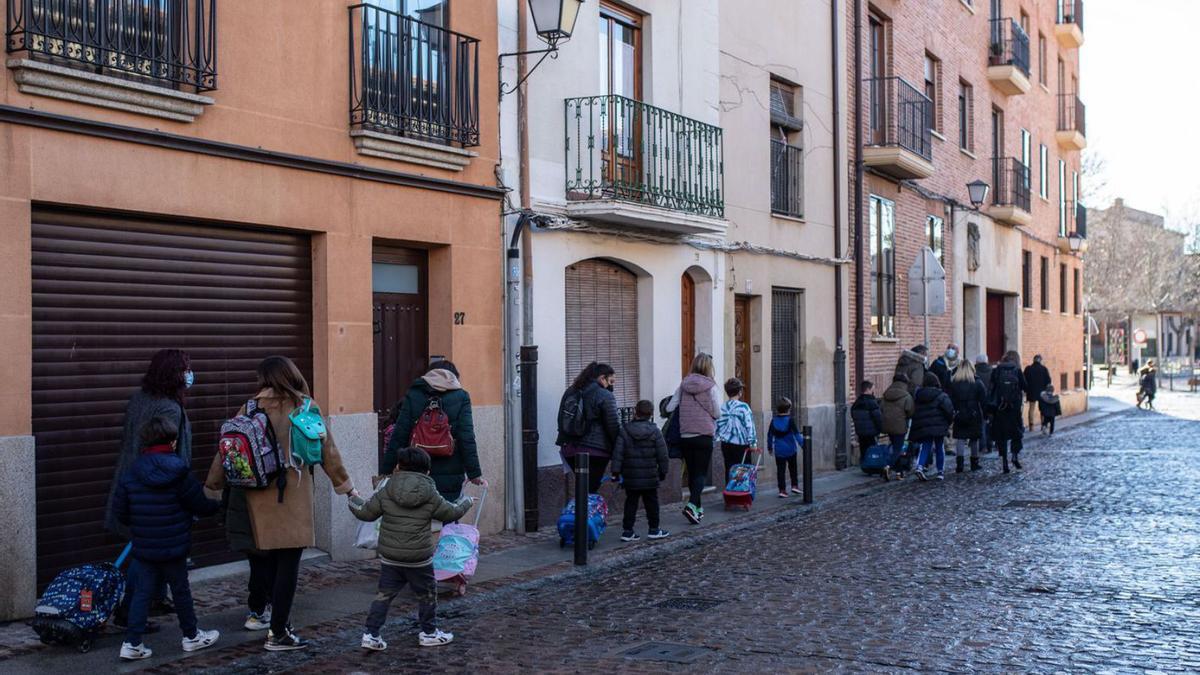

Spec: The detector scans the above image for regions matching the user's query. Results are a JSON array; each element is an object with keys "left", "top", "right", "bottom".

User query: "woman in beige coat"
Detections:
[{"left": 205, "top": 356, "right": 357, "bottom": 652}]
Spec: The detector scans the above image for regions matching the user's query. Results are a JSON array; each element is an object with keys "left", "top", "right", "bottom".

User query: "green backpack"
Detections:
[{"left": 289, "top": 398, "right": 326, "bottom": 467}]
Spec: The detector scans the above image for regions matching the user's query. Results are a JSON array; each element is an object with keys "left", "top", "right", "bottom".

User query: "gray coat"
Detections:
[{"left": 105, "top": 390, "right": 191, "bottom": 536}]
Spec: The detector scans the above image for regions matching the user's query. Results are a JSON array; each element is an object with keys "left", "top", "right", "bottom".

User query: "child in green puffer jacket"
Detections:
[{"left": 350, "top": 447, "right": 473, "bottom": 651}]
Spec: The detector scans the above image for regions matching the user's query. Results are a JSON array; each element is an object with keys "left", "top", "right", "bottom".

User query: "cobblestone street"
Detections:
[{"left": 136, "top": 387, "right": 1200, "bottom": 673}]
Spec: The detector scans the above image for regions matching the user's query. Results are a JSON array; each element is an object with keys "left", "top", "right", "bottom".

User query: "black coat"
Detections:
[
  {"left": 909, "top": 387, "right": 954, "bottom": 442},
  {"left": 975, "top": 362, "right": 995, "bottom": 397},
  {"left": 1023, "top": 362, "right": 1052, "bottom": 402},
  {"left": 948, "top": 378, "right": 987, "bottom": 440},
  {"left": 850, "top": 395, "right": 884, "bottom": 438},
  {"left": 383, "top": 378, "right": 482, "bottom": 500},
  {"left": 112, "top": 451, "right": 219, "bottom": 562},
  {"left": 990, "top": 362, "right": 1028, "bottom": 441},
  {"left": 611, "top": 419, "right": 669, "bottom": 491},
  {"left": 929, "top": 357, "right": 958, "bottom": 391},
  {"left": 1139, "top": 369, "right": 1157, "bottom": 394},
  {"left": 555, "top": 381, "right": 620, "bottom": 458}
]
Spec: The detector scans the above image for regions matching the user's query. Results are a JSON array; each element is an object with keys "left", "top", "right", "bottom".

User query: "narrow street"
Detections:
[{"left": 110, "top": 385, "right": 1200, "bottom": 673}]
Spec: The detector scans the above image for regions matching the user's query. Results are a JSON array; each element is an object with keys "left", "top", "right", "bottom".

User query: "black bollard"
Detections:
[
  {"left": 802, "top": 425, "right": 814, "bottom": 504},
  {"left": 574, "top": 451, "right": 589, "bottom": 565}
]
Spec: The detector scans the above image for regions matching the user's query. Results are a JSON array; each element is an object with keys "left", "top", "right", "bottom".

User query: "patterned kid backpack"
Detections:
[
  {"left": 218, "top": 399, "right": 285, "bottom": 499},
  {"left": 410, "top": 396, "right": 454, "bottom": 457}
]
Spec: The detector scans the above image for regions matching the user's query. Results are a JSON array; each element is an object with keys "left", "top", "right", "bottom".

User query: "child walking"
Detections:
[
  {"left": 715, "top": 378, "right": 758, "bottom": 484},
  {"left": 910, "top": 373, "right": 955, "bottom": 481},
  {"left": 112, "top": 417, "right": 221, "bottom": 661},
  {"left": 611, "top": 400, "right": 671, "bottom": 542},
  {"left": 1038, "top": 385, "right": 1062, "bottom": 435},
  {"left": 850, "top": 380, "right": 884, "bottom": 459},
  {"left": 351, "top": 447, "right": 474, "bottom": 651},
  {"left": 767, "top": 397, "right": 803, "bottom": 498}
]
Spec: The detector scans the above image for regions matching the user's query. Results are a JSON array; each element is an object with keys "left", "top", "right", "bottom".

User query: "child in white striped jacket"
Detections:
[{"left": 715, "top": 378, "right": 757, "bottom": 485}]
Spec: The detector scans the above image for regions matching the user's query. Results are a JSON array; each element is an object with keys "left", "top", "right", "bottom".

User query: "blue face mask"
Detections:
[{"left": 184, "top": 370, "right": 195, "bottom": 389}]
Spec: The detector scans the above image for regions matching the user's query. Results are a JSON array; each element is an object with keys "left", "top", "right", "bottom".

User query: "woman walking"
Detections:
[
  {"left": 555, "top": 362, "right": 620, "bottom": 493},
  {"left": 947, "top": 359, "right": 987, "bottom": 473},
  {"left": 988, "top": 350, "right": 1028, "bottom": 473},
  {"left": 382, "top": 360, "right": 484, "bottom": 500},
  {"left": 665, "top": 353, "right": 720, "bottom": 524},
  {"left": 205, "top": 356, "right": 358, "bottom": 651}
]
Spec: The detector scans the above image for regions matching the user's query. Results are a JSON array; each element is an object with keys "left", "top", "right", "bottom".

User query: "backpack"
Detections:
[
  {"left": 557, "top": 388, "right": 588, "bottom": 439},
  {"left": 288, "top": 398, "right": 326, "bottom": 467},
  {"left": 411, "top": 397, "right": 454, "bottom": 457},
  {"left": 992, "top": 367, "right": 1023, "bottom": 411},
  {"left": 218, "top": 400, "right": 285, "bottom": 500}
]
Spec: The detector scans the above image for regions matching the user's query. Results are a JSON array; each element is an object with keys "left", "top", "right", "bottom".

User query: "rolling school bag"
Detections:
[
  {"left": 861, "top": 443, "right": 891, "bottom": 475},
  {"left": 723, "top": 449, "right": 761, "bottom": 510},
  {"left": 30, "top": 543, "right": 132, "bottom": 653},
  {"left": 433, "top": 483, "right": 487, "bottom": 596},
  {"left": 557, "top": 492, "right": 609, "bottom": 550}
]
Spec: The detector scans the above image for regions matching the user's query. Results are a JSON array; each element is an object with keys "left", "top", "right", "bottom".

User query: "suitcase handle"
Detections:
[
  {"left": 114, "top": 542, "right": 133, "bottom": 569},
  {"left": 740, "top": 448, "right": 764, "bottom": 469},
  {"left": 458, "top": 480, "right": 488, "bottom": 528}
]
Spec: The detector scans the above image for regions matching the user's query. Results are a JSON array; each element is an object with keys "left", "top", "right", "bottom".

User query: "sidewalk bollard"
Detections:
[
  {"left": 802, "top": 425, "right": 814, "bottom": 504},
  {"left": 574, "top": 452, "right": 589, "bottom": 566}
]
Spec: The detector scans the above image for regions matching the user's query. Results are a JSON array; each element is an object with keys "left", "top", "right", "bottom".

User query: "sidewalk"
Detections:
[{"left": 0, "top": 395, "right": 1130, "bottom": 672}]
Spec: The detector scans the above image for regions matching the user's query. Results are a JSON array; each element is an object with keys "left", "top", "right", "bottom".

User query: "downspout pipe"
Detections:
[
  {"left": 852, "top": 0, "right": 865, "bottom": 392},
  {"left": 832, "top": 0, "right": 848, "bottom": 469}
]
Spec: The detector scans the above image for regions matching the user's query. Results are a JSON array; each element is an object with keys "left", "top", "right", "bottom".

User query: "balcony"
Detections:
[
  {"left": 349, "top": 4, "right": 480, "bottom": 169},
  {"left": 1056, "top": 201, "right": 1089, "bottom": 253},
  {"left": 987, "top": 18, "right": 1031, "bottom": 96},
  {"left": 986, "top": 157, "right": 1032, "bottom": 227},
  {"left": 1056, "top": 92, "right": 1086, "bottom": 151},
  {"left": 564, "top": 94, "right": 725, "bottom": 235},
  {"left": 1055, "top": 0, "right": 1084, "bottom": 49},
  {"left": 862, "top": 76, "right": 933, "bottom": 180},
  {"left": 5, "top": 0, "right": 217, "bottom": 120},
  {"left": 770, "top": 140, "right": 803, "bottom": 219}
]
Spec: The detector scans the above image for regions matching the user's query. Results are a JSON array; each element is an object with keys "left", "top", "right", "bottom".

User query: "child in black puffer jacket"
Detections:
[
  {"left": 909, "top": 373, "right": 955, "bottom": 481},
  {"left": 611, "top": 400, "right": 671, "bottom": 542}
]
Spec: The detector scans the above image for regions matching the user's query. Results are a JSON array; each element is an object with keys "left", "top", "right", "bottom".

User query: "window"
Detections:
[
  {"left": 770, "top": 80, "right": 804, "bottom": 218},
  {"left": 1073, "top": 267, "right": 1080, "bottom": 314},
  {"left": 1022, "top": 251, "right": 1032, "bottom": 308},
  {"left": 927, "top": 215, "right": 944, "bottom": 264},
  {"left": 1072, "top": 170, "right": 1079, "bottom": 215},
  {"left": 958, "top": 80, "right": 973, "bottom": 151},
  {"left": 1040, "top": 256, "right": 1050, "bottom": 311},
  {"left": 1057, "top": 57, "right": 1065, "bottom": 95},
  {"left": 1059, "top": 263, "right": 1068, "bottom": 313},
  {"left": 1019, "top": 10, "right": 1030, "bottom": 36},
  {"left": 870, "top": 195, "right": 896, "bottom": 337},
  {"left": 924, "top": 53, "right": 942, "bottom": 134},
  {"left": 1074, "top": 371, "right": 1081, "bottom": 388},
  {"left": 1039, "top": 145, "right": 1048, "bottom": 198},
  {"left": 1060, "top": 372, "right": 1068, "bottom": 391},
  {"left": 1020, "top": 128, "right": 1031, "bottom": 189},
  {"left": 1038, "top": 33, "right": 1047, "bottom": 85},
  {"left": 869, "top": 14, "right": 888, "bottom": 80},
  {"left": 1058, "top": 159, "right": 1067, "bottom": 235},
  {"left": 600, "top": 2, "right": 642, "bottom": 101}
]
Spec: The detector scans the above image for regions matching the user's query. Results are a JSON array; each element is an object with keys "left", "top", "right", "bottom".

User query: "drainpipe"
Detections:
[
  {"left": 852, "top": 0, "right": 865, "bottom": 393},
  {"left": 831, "top": 0, "right": 848, "bottom": 469}
]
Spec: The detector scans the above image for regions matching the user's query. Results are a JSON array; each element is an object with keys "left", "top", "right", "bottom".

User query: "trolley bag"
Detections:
[
  {"left": 722, "top": 449, "right": 761, "bottom": 510},
  {"left": 557, "top": 485, "right": 609, "bottom": 550},
  {"left": 433, "top": 482, "right": 487, "bottom": 597},
  {"left": 889, "top": 442, "right": 914, "bottom": 474},
  {"left": 860, "top": 443, "right": 891, "bottom": 475},
  {"left": 30, "top": 543, "right": 132, "bottom": 653}
]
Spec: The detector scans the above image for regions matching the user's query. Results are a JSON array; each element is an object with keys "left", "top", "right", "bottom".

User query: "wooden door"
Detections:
[
  {"left": 373, "top": 247, "right": 428, "bottom": 464},
  {"left": 734, "top": 296, "right": 752, "bottom": 407},
  {"left": 681, "top": 273, "right": 695, "bottom": 377},
  {"left": 986, "top": 292, "right": 1006, "bottom": 363}
]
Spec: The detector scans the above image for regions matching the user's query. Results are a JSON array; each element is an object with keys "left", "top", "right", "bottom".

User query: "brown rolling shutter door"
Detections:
[
  {"left": 564, "top": 260, "right": 640, "bottom": 409},
  {"left": 31, "top": 209, "right": 313, "bottom": 586}
]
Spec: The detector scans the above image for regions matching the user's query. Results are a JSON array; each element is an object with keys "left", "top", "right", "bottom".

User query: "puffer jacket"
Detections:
[
  {"left": 383, "top": 369, "right": 482, "bottom": 499},
  {"left": 670, "top": 374, "right": 720, "bottom": 437},
  {"left": 880, "top": 380, "right": 915, "bottom": 435},
  {"left": 1023, "top": 362, "right": 1052, "bottom": 402},
  {"left": 850, "top": 394, "right": 883, "bottom": 438},
  {"left": 947, "top": 377, "right": 987, "bottom": 440},
  {"left": 113, "top": 447, "right": 219, "bottom": 562},
  {"left": 894, "top": 350, "right": 927, "bottom": 394},
  {"left": 908, "top": 386, "right": 954, "bottom": 442},
  {"left": 556, "top": 381, "right": 621, "bottom": 458},
  {"left": 611, "top": 419, "right": 669, "bottom": 491},
  {"left": 351, "top": 471, "right": 473, "bottom": 567},
  {"left": 1038, "top": 391, "right": 1062, "bottom": 418}
]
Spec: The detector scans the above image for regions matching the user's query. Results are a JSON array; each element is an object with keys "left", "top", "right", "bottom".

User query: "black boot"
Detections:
[
  {"left": 970, "top": 457, "right": 981, "bottom": 472},
  {"left": 956, "top": 456, "right": 964, "bottom": 473},
  {"left": 1013, "top": 453, "right": 1022, "bottom": 470},
  {"left": 1001, "top": 450, "right": 1010, "bottom": 474}
]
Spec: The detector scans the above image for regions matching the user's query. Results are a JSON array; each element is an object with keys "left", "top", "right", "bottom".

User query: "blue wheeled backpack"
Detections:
[
  {"left": 557, "top": 494, "right": 609, "bottom": 550},
  {"left": 30, "top": 543, "right": 131, "bottom": 653},
  {"left": 861, "top": 443, "right": 891, "bottom": 474}
]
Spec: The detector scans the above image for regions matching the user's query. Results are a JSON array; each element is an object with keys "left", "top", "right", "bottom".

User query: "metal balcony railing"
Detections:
[
  {"left": 349, "top": 4, "right": 480, "bottom": 147},
  {"left": 865, "top": 76, "right": 932, "bottom": 161},
  {"left": 564, "top": 95, "right": 725, "bottom": 218},
  {"left": 5, "top": 0, "right": 217, "bottom": 91},
  {"left": 991, "top": 157, "right": 1031, "bottom": 212},
  {"left": 989, "top": 18, "right": 1031, "bottom": 77},
  {"left": 1058, "top": 92, "right": 1086, "bottom": 137},
  {"left": 770, "top": 140, "right": 803, "bottom": 218},
  {"left": 1058, "top": 0, "right": 1083, "bottom": 32}
]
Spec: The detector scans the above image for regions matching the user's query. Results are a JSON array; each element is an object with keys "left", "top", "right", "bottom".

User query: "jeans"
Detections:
[
  {"left": 622, "top": 488, "right": 660, "bottom": 531},
  {"left": 569, "top": 453, "right": 611, "bottom": 494},
  {"left": 125, "top": 557, "right": 195, "bottom": 645},
  {"left": 246, "top": 548, "right": 303, "bottom": 634},
  {"left": 775, "top": 455, "right": 799, "bottom": 492},
  {"left": 679, "top": 436, "right": 713, "bottom": 508},
  {"left": 915, "top": 438, "right": 946, "bottom": 474},
  {"left": 721, "top": 442, "right": 750, "bottom": 486},
  {"left": 364, "top": 563, "right": 437, "bottom": 636},
  {"left": 954, "top": 438, "right": 979, "bottom": 460}
]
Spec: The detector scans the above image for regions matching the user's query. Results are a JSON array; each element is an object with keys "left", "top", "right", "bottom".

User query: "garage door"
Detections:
[
  {"left": 564, "top": 259, "right": 640, "bottom": 411},
  {"left": 32, "top": 209, "right": 313, "bottom": 586}
]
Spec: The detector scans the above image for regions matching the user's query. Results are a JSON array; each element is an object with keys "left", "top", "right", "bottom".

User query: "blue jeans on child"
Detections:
[
  {"left": 126, "top": 557, "right": 196, "bottom": 645},
  {"left": 915, "top": 438, "right": 946, "bottom": 474}
]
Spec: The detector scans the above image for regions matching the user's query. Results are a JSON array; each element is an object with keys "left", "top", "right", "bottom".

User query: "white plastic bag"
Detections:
[{"left": 352, "top": 478, "right": 388, "bottom": 550}]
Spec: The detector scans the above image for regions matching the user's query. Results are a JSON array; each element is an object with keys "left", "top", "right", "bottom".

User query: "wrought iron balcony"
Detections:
[
  {"left": 988, "top": 18, "right": 1031, "bottom": 95},
  {"left": 1055, "top": 0, "right": 1084, "bottom": 48},
  {"left": 1056, "top": 92, "right": 1086, "bottom": 150},
  {"left": 986, "top": 156, "right": 1032, "bottom": 226},
  {"left": 5, "top": 0, "right": 217, "bottom": 91},
  {"left": 564, "top": 95, "right": 725, "bottom": 224},
  {"left": 349, "top": 3, "right": 480, "bottom": 148},
  {"left": 863, "top": 76, "right": 933, "bottom": 180},
  {"left": 770, "top": 140, "right": 803, "bottom": 219}
]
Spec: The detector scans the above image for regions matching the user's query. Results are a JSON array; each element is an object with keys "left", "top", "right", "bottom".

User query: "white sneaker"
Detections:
[
  {"left": 181, "top": 629, "right": 219, "bottom": 652},
  {"left": 361, "top": 633, "right": 387, "bottom": 651},
  {"left": 418, "top": 629, "right": 454, "bottom": 647},
  {"left": 244, "top": 608, "right": 271, "bottom": 631},
  {"left": 120, "top": 642, "right": 153, "bottom": 660}
]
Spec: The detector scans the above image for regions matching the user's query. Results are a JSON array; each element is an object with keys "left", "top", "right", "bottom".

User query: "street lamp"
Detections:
[
  {"left": 528, "top": 0, "right": 584, "bottom": 48},
  {"left": 1067, "top": 230, "right": 1084, "bottom": 253},
  {"left": 966, "top": 180, "right": 990, "bottom": 209}
]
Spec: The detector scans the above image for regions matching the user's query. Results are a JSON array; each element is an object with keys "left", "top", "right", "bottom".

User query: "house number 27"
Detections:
[{"left": 454, "top": 312, "right": 466, "bottom": 325}]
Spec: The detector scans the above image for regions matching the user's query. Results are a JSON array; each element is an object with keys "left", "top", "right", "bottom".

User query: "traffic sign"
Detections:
[{"left": 908, "top": 247, "right": 946, "bottom": 317}]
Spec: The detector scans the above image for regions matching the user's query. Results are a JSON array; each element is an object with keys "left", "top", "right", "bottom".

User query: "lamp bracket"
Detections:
[{"left": 499, "top": 47, "right": 560, "bottom": 98}]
